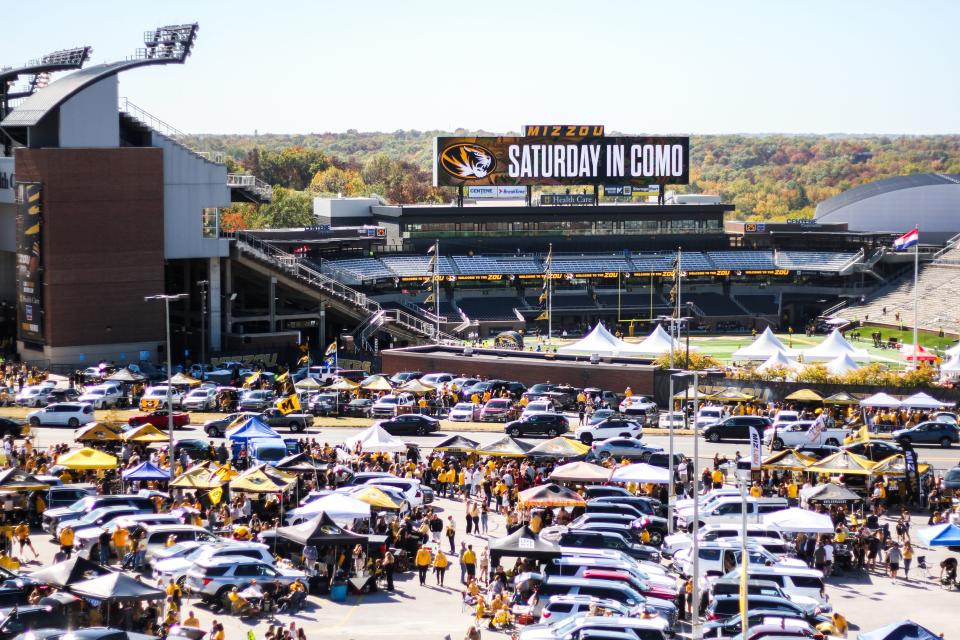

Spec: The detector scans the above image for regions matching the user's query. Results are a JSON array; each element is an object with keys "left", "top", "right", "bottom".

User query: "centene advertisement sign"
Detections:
[
  {"left": 0, "top": 157, "right": 15, "bottom": 205},
  {"left": 467, "top": 186, "right": 527, "bottom": 199},
  {"left": 434, "top": 136, "right": 689, "bottom": 187}
]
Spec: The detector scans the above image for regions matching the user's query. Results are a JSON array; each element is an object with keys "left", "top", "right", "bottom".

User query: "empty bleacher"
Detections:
[
  {"left": 454, "top": 255, "right": 541, "bottom": 274},
  {"left": 552, "top": 256, "right": 634, "bottom": 274},
  {"left": 736, "top": 294, "right": 779, "bottom": 314},
  {"left": 707, "top": 251, "right": 776, "bottom": 270},
  {"left": 845, "top": 260, "right": 960, "bottom": 332},
  {"left": 595, "top": 290, "right": 666, "bottom": 308},
  {"left": 686, "top": 292, "right": 745, "bottom": 316},
  {"left": 380, "top": 256, "right": 456, "bottom": 276},
  {"left": 776, "top": 251, "right": 857, "bottom": 271},
  {"left": 319, "top": 257, "right": 394, "bottom": 282},
  {"left": 457, "top": 297, "right": 522, "bottom": 321}
]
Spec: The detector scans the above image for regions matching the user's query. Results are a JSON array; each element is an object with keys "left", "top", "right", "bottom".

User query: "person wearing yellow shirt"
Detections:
[
  {"left": 640, "top": 528, "right": 651, "bottom": 544},
  {"left": 711, "top": 467, "right": 724, "bottom": 489},
  {"left": 111, "top": 526, "right": 129, "bottom": 559},
  {"left": 210, "top": 622, "right": 225, "bottom": 640},
  {"left": 463, "top": 544, "right": 477, "bottom": 581},
  {"left": 14, "top": 521, "right": 37, "bottom": 560},
  {"left": 182, "top": 611, "right": 200, "bottom": 628},
  {"left": 625, "top": 386, "right": 633, "bottom": 398},
  {"left": 59, "top": 526, "right": 75, "bottom": 558},
  {"left": 749, "top": 483, "right": 762, "bottom": 498},
  {"left": 431, "top": 457, "right": 443, "bottom": 472},
  {"left": 786, "top": 481, "right": 799, "bottom": 505},
  {"left": 433, "top": 549, "right": 449, "bottom": 586},
  {"left": 415, "top": 545, "right": 432, "bottom": 585}
]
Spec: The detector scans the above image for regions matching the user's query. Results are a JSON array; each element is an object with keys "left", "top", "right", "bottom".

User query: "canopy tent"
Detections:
[
  {"left": 170, "top": 462, "right": 228, "bottom": 489},
  {"left": 673, "top": 388, "right": 716, "bottom": 401},
  {"left": 288, "top": 493, "right": 371, "bottom": 520},
  {"left": 122, "top": 423, "right": 169, "bottom": 443},
  {"left": 342, "top": 424, "right": 407, "bottom": 453},
  {"left": 70, "top": 571, "right": 165, "bottom": 603},
  {"left": 121, "top": 461, "right": 170, "bottom": 482},
  {"left": 918, "top": 523, "right": 960, "bottom": 547},
  {"left": 859, "top": 621, "right": 940, "bottom": 640},
  {"left": 57, "top": 447, "right": 117, "bottom": 470},
  {"left": 276, "top": 512, "right": 367, "bottom": 546},
  {"left": 359, "top": 375, "right": 393, "bottom": 391},
  {"left": 822, "top": 391, "right": 861, "bottom": 405},
  {"left": 784, "top": 388, "right": 824, "bottom": 402},
  {"left": 761, "top": 507, "right": 835, "bottom": 533},
  {"left": 0, "top": 468, "right": 50, "bottom": 492},
  {"left": 802, "top": 329, "right": 870, "bottom": 362},
  {"left": 900, "top": 344, "right": 940, "bottom": 362},
  {"left": 398, "top": 379, "right": 435, "bottom": 393},
  {"left": 557, "top": 322, "right": 620, "bottom": 356},
  {"left": 711, "top": 389, "right": 756, "bottom": 403},
  {"left": 326, "top": 378, "right": 360, "bottom": 390},
  {"left": 825, "top": 353, "right": 861, "bottom": 376},
  {"left": 870, "top": 454, "right": 930, "bottom": 477},
  {"left": 799, "top": 482, "right": 862, "bottom": 507},
  {"left": 732, "top": 327, "right": 797, "bottom": 360},
  {"left": 346, "top": 486, "right": 401, "bottom": 510},
  {"left": 548, "top": 461, "right": 611, "bottom": 483},
  {"left": 74, "top": 423, "right": 121, "bottom": 443},
  {"left": 474, "top": 436, "right": 535, "bottom": 457},
  {"left": 517, "top": 483, "right": 586, "bottom": 508},
  {"left": 804, "top": 450, "right": 876, "bottom": 476},
  {"left": 167, "top": 372, "right": 202, "bottom": 387},
  {"left": 225, "top": 417, "right": 281, "bottom": 442},
  {"left": 940, "top": 353, "right": 960, "bottom": 379},
  {"left": 900, "top": 391, "right": 952, "bottom": 409},
  {"left": 946, "top": 343, "right": 960, "bottom": 357},
  {"left": 527, "top": 437, "right": 590, "bottom": 459},
  {"left": 488, "top": 525, "right": 562, "bottom": 569},
  {"left": 30, "top": 556, "right": 111, "bottom": 588},
  {"left": 616, "top": 325, "right": 690, "bottom": 357},
  {"left": 433, "top": 435, "right": 480, "bottom": 453},
  {"left": 756, "top": 350, "right": 803, "bottom": 374},
  {"left": 294, "top": 377, "right": 323, "bottom": 390},
  {"left": 230, "top": 464, "right": 296, "bottom": 494},
  {"left": 762, "top": 449, "right": 817, "bottom": 471},
  {"left": 104, "top": 368, "right": 146, "bottom": 383},
  {"left": 824, "top": 317, "right": 850, "bottom": 326},
  {"left": 610, "top": 462, "right": 671, "bottom": 484},
  {"left": 860, "top": 392, "right": 902, "bottom": 408},
  {"left": 275, "top": 452, "right": 324, "bottom": 473}
]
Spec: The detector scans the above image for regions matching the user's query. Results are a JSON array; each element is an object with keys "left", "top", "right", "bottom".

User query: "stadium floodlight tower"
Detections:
[{"left": 139, "top": 23, "right": 199, "bottom": 62}]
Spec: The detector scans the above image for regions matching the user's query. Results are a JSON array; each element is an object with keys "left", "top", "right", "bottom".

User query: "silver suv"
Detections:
[
  {"left": 185, "top": 555, "right": 308, "bottom": 607},
  {"left": 153, "top": 542, "right": 274, "bottom": 585}
]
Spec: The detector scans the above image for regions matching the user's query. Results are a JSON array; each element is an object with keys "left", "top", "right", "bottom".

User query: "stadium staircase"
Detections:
[
  {"left": 231, "top": 231, "right": 452, "bottom": 345},
  {"left": 118, "top": 98, "right": 272, "bottom": 204}
]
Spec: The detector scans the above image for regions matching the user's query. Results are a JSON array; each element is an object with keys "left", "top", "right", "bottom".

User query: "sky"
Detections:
[{"left": 2, "top": 0, "right": 958, "bottom": 135}]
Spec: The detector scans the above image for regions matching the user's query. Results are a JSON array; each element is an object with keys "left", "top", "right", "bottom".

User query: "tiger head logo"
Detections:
[{"left": 439, "top": 143, "right": 496, "bottom": 180}]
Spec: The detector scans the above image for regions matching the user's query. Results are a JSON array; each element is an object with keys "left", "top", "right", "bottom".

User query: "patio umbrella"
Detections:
[
  {"left": 762, "top": 449, "right": 816, "bottom": 471},
  {"left": 0, "top": 468, "right": 51, "bottom": 492},
  {"left": 871, "top": 454, "right": 930, "bottom": 476},
  {"left": 900, "top": 392, "right": 952, "bottom": 409},
  {"left": 326, "top": 378, "right": 359, "bottom": 390},
  {"left": 610, "top": 462, "right": 671, "bottom": 484},
  {"left": 822, "top": 391, "right": 860, "bottom": 405},
  {"left": 517, "top": 483, "right": 586, "bottom": 508},
  {"left": 918, "top": 523, "right": 960, "bottom": 546},
  {"left": 104, "top": 368, "right": 146, "bottom": 383},
  {"left": 74, "top": 423, "right": 121, "bottom": 443},
  {"left": 398, "top": 379, "right": 435, "bottom": 393},
  {"left": 804, "top": 450, "right": 875, "bottom": 476},
  {"left": 549, "top": 461, "right": 611, "bottom": 483},
  {"left": 761, "top": 507, "right": 835, "bottom": 533},
  {"left": 57, "top": 447, "right": 118, "bottom": 470},
  {"left": 527, "top": 437, "right": 590, "bottom": 458},
  {"left": 230, "top": 464, "right": 296, "bottom": 493},
  {"left": 71, "top": 571, "right": 165, "bottom": 604},
  {"left": 348, "top": 486, "right": 401, "bottom": 510},
  {"left": 859, "top": 392, "right": 901, "bottom": 408},
  {"left": 288, "top": 493, "right": 371, "bottom": 520},
  {"left": 29, "top": 556, "right": 111, "bottom": 588},
  {"left": 167, "top": 372, "right": 202, "bottom": 387},
  {"left": 121, "top": 461, "right": 170, "bottom": 482}
]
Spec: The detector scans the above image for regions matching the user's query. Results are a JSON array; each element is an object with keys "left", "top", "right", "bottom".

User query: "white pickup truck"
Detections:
[{"left": 762, "top": 419, "right": 847, "bottom": 450}]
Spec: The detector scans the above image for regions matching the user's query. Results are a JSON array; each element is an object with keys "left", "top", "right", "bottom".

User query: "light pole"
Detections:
[
  {"left": 197, "top": 280, "right": 208, "bottom": 378},
  {"left": 674, "top": 370, "right": 701, "bottom": 637},
  {"left": 145, "top": 292, "right": 189, "bottom": 480}
]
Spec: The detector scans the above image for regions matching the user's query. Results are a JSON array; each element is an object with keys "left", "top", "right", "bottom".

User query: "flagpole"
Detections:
[
  {"left": 547, "top": 243, "right": 553, "bottom": 346},
  {"left": 913, "top": 233, "right": 919, "bottom": 370},
  {"left": 435, "top": 238, "right": 441, "bottom": 341}
]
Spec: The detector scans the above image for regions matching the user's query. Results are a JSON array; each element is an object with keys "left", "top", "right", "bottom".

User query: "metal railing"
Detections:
[
  {"left": 932, "top": 232, "right": 960, "bottom": 262},
  {"left": 837, "top": 248, "right": 866, "bottom": 275},
  {"left": 400, "top": 299, "right": 448, "bottom": 324},
  {"left": 226, "top": 174, "right": 273, "bottom": 201},
  {"left": 119, "top": 97, "right": 183, "bottom": 139},
  {"left": 231, "top": 231, "right": 439, "bottom": 340}
]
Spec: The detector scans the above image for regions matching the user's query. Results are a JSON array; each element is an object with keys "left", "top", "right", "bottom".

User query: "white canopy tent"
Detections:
[
  {"left": 756, "top": 349, "right": 803, "bottom": 373},
  {"left": 802, "top": 329, "right": 870, "bottom": 362},
  {"left": 945, "top": 343, "right": 960, "bottom": 357},
  {"left": 860, "top": 392, "right": 902, "bottom": 408},
  {"left": 761, "top": 507, "right": 835, "bottom": 533},
  {"left": 900, "top": 392, "right": 953, "bottom": 409},
  {"left": 557, "top": 323, "right": 620, "bottom": 357},
  {"left": 288, "top": 492, "right": 371, "bottom": 521},
  {"left": 825, "top": 353, "right": 860, "bottom": 376},
  {"left": 610, "top": 463, "right": 671, "bottom": 484},
  {"left": 732, "top": 327, "right": 798, "bottom": 360},
  {"left": 940, "top": 354, "right": 960, "bottom": 381},
  {"left": 341, "top": 424, "right": 407, "bottom": 453},
  {"left": 617, "top": 325, "right": 693, "bottom": 357}
]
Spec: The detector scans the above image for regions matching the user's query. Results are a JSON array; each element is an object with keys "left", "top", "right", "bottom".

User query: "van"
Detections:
[
  {"left": 42, "top": 494, "right": 156, "bottom": 532},
  {"left": 672, "top": 540, "right": 806, "bottom": 578},
  {"left": 142, "top": 524, "right": 222, "bottom": 560},
  {"left": 26, "top": 403, "right": 94, "bottom": 428},
  {"left": 676, "top": 497, "right": 789, "bottom": 531},
  {"left": 722, "top": 565, "right": 829, "bottom": 608}
]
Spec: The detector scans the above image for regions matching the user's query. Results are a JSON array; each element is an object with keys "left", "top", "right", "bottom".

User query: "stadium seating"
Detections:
[
  {"left": 845, "top": 261, "right": 960, "bottom": 332},
  {"left": 776, "top": 251, "right": 857, "bottom": 271},
  {"left": 318, "top": 257, "right": 394, "bottom": 282},
  {"left": 736, "top": 294, "right": 779, "bottom": 314},
  {"left": 707, "top": 251, "right": 777, "bottom": 270},
  {"left": 685, "top": 292, "right": 745, "bottom": 316},
  {"left": 457, "top": 297, "right": 522, "bottom": 321},
  {"left": 552, "top": 257, "right": 634, "bottom": 274},
  {"left": 380, "top": 256, "right": 455, "bottom": 276},
  {"left": 594, "top": 290, "right": 666, "bottom": 307},
  {"left": 454, "top": 256, "right": 542, "bottom": 274}
]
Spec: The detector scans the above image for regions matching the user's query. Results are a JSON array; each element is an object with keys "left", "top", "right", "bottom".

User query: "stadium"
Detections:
[{"left": 2, "top": 25, "right": 960, "bottom": 373}]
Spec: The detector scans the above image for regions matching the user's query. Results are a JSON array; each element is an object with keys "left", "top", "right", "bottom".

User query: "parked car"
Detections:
[
  {"left": 142, "top": 524, "right": 222, "bottom": 560},
  {"left": 77, "top": 384, "right": 123, "bottom": 409},
  {"left": 704, "top": 594, "right": 818, "bottom": 623},
  {"left": 481, "top": 398, "right": 518, "bottom": 422},
  {"left": 185, "top": 555, "right": 307, "bottom": 607},
  {"left": 127, "top": 410, "right": 190, "bottom": 429},
  {"left": 675, "top": 497, "right": 789, "bottom": 531},
  {"left": 588, "top": 438, "right": 662, "bottom": 461},
  {"left": 258, "top": 407, "right": 313, "bottom": 433},
  {"left": 371, "top": 393, "right": 416, "bottom": 418},
  {"left": 763, "top": 420, "right": 846, "bottom": 450},
  {"left": 344, "top": 398, "right": 373, "bottom": 417},
  {"left": 0, "top": 418, "right": 25, "bottom": 439},
  {"left": 944, "top": 465, "right": 960, "bottom": 491},
  {"left": 172, "top": 439, "right": 212, "bottom": 461},
  {"left": 702, "top": 416, "right": 772, "bottom": 443},
  {"left": 308, "top": 393, "right": 340, "bottom": 416},
  {"left": 202, "top": 412, "right": 258, "bottom": 438},
  {"left": 538, "top": 594, "right": 637, "bottom": 625},
  {"left": 703, "top": 612, "right": 821, "bottom": 638},
  {"left": 182, "top": 387, "right": 218, "bottom": 411},
  {"left": 377, "top": 414, "right": 440, "bottom": 435},
  {"left": 587, "top": 409, "right": 619, "bottom": 426},
  {"left": 506, "top": 414, "right": 570, "bottom": 438},
  {"left": 709, "top": 578, "right": 825, "bottom": 612},
  {"left": 26, "top": 403, "right": 94, "bottom": 428},
  {"left": 56, "top": 505, "right": 151, "bottom": 537},
  {"left": 419, "top": 372, "right": 455, "bottom": 387},
  {"left": 557, "top": 530, "right": 660, "bottom": 563},
  {"left": 44, "top": 484, "right": 97, "bottom": 511},
  {"left": 842, "top": 440, "right": 902, "bottom": 461},
  {"left": 448, "top": 402, "right": 480, "bottom": 422},
  {"left": 695, "top": 406, "right": 729, "bottom": 428},
  {"left": 892, "top": 421, "right": 960, "bottom": 447},
  {"left": 388, "top": 371, "right": 423, "bottom": 385},
  {"left": 153, "top": 542, "right": 274, "bottom": 586},
  {"left": 575, "top": 418, "right": 644, "bottom": 444},
  {"left": 618, "top": 397, "right": 659, "bottom": 425},
  {"left": 520, "top": 400, "right": 556, "bottom": 420},
  {"left": 589, "top": 496, "right": 667, "bottom": 518},
  {"left": 720, "top": 565, "right": 828, "bottom": 607},
  {"left": 519, "top": 611, "right": 668, "bottom": 640},
  {"left": 238, "top": 390, "right": 275, "bottom": 412},
  {"left": 363, "top": 477, "right": 426, "bottom": 510},
  {"left": 42, "top": 494, "right": 156, "bottom": 533},
  {"left": 140, "top": 385, "right": 184, "bottom": 410},
  {"left": 14, "top": 386, "right": 49, "bottom": 408}
]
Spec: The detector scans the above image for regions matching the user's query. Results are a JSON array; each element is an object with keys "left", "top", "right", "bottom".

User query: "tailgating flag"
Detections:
[
  {"left": 208, "top": 486, "right": 223, "bottom": 505},
  {"left": 275, "top": 372, "right": 301, "bottom": 415},
  {"left": 297, "top": 354, "right": 309, "bottom": 366},
  {"left": 426, "top": 243, "right": 437, "bottom": 254},
  {"left": 538, "top": 290, "right": 547, "bottom": 305},
  {"left": 424, "top": 293, "right": 435, "bottom": 304},
  {"left": 428, "top": 254, "right": 437, "bottom": 270},
  {"left": 325, "top": 341, "right": 338, "bottom": 357},
  {"left": 242, "top": 371, "right": 260, "bottom": 389},
  {"left": 536, "top": 310, "right": 549, "bottom": 321},
  {"left": 544, "top": 245, "right": 553, "bottom": 270},
  {"left": 894, "top": 228, "right": 919, "bottom": 251},
  {"left": 806, "top": 413, "right": 827, "bottom": 442},
  {"left": 749, "top": 427, "right": 762, "bottom": 469}
]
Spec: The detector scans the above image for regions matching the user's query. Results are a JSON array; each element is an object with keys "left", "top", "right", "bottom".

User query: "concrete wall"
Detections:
[
  {"left": 154, "top": 133, "right": 230, "bottom": 259},
  {"left": 313, "top": 197, "right": 377, "bottom": 221},
  {"left": 58, "top": 76, "right": 119, "bottom": 148}
]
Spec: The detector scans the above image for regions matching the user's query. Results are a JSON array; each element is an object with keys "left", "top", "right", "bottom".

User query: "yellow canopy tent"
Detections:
[
  {"left": 804, "top": 451, "right": 875, "bottom": 476},
  {"left": 229, "top": 464, "right": 296, "bottom": 493},
  {"left": 762, "top": 449, "right": 816, "bottom": 471},
  {"left": 170, "top": 462, "right": 220, "bottom": 489},
  {"left": 167, "top": 373, "right": 202, "bottom": 387},
  {"left": 74, "top": 423, "right": 122, "bottom": 443},
  {"left": 784, "top": 389, "right": 824, "bottom": 403},
  {"left": 122, "top": 424, "right": 170, "bottom": 443},
  {"left": 350, "top": 486, "right": 400, "bottom": 510},
  {"left": 870, "top": 454, "right": 930, "bottom": 477},
  {"left": 673, "top": 388, "right": 716, "bottom": 401},
  {"left": 711, "top": 389, "right": 756, "bottom": 403},
  {"left": 398, "top": 379, "right": 434, "bottom": 394},
  {"left": 822, "top": 391, "right": 861, "bottom": 405},
  {"left": 294, "top": 377, "right": 324, "bottom": 390},
  {"left": 527, "top": 437, "right": 590, "bottom": 458},
  {"left": 360, "top": 375, "right": 393, "bottom": 392},
  {"left": 57, "top": 447, "right": 118, "bottom": 470},
  {"left": 326, "top": 378, "right": 359, "bottom": 391},
  {"left": 0, "top": 468, "right": 51, "bottom": 492}
]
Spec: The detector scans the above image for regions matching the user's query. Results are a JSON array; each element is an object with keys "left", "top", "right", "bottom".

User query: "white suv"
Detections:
[
  {"left": 78, "top": 384, "right": 123, "bottom": 409},
  {"left": 141, "top": 385, "right": 184, "bottom": 410},
  {"left": 153, "top": 542, "right": 274, "bottom": 585},
  {"left": 182, "top": 387, "right": 218, "bottom": 411},
  {"left": 676, "top": 497, "right": 789, "bottom": 531},
  {"left": 363, "top": 477, "right": 424, "bottom": 510},
  {"left": 27, "top": 403, "right": 94, "bottom": 428},
  {"left": 575, "top": 417, "right": 644, "bottom": 444},
  {"left": 15, "top": 386, "right": 49, "bottom": 408},
  {"left": 521, "top": 400, "right": 556, "bottom": 420}
]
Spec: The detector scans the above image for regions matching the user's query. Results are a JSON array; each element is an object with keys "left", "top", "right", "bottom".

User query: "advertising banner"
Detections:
[
  {"left": 16, "top": 183, "right": 43, "bottom": 344},
  {"left": 434, "top": 136, "right": 690, "bottom": 187},
  {"left": 749, "top": 428, "right": 762, "bottom": 469},
  {"left": 467, "top": 185, "right": 528, "bottom": 199},
  {"left": 523, "top": 125, "right": 605, "bottom": 137},
  {"left": 541, "top": 194, "right": 595, "bottom": 205}
]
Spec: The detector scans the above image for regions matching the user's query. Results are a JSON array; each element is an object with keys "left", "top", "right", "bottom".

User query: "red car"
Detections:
[
  {"left": 128, "top": 410, "right": 190, "bottom": 429},
  {"left": 581, "top": 569, "right": 678, "bottom": 602}
]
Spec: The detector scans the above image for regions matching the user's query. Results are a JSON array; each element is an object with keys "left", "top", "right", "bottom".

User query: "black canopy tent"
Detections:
[
  {"left": 276, "top": 512, "right": 367, "bottom": 547},
  {"left": 488, "top": 525, "right": 561, "bottom": 576},
  {"left": 275, "top": 452, "right": 327, "bottom": 474},
  {"left": 800, "top": 482, "right": 863, "bottom": 508},
  {"left": 70, "top": 572, "right": 165, "bottom": 627},
  {"left": 30, "top": 556, "right": 112, "bottom": 588}
]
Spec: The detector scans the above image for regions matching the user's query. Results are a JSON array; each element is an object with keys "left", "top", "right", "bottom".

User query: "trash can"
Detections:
[{"left": 330, "top": 581, "right": 348, "bottom": 602}]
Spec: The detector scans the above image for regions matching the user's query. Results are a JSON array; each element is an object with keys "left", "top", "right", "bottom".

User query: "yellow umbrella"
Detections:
[
  {"left": 518, "top": 483, "right": 587, "bottom": 508},
  {"left": 784, "top": 389, "right": 824, "bottom": 403},
  {"left": 527, "top": 437, "right": 590, "bottom": 458},
  {"left": 360, "top": 376, "right": 393, "bottom": 392},
  {"left": 57, "top": 447, "right": 118, "bottom": 470},
  {"left": 325, "top": 378, "right": 359, "bottom": 391},
  {"left": 350, "top": 486, "right": 400, "bottom": 510},
  {"left": 122, "top": 424, "right": 170, "bottom": 443},
  {"left": 75, "top": 423, "right": 122, "bottom": 443}
]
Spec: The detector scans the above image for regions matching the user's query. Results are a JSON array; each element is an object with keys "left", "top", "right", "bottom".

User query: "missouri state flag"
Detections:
[{"left": 894, "top": 228, "right": 919, "bottom": 251}]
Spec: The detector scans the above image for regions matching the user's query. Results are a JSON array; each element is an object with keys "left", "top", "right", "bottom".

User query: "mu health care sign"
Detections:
[{"left": 434, "top": 136, "right": 690, "bottom": 187}]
